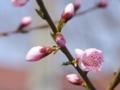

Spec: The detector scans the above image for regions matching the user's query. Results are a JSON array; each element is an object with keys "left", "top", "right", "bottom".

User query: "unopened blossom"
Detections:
[
  {"left": 11, "top": 0, "right": 29, "bottom": 7},
  {"left": 76, "top": 48, "right": 104, "bottom": 72},
  {"left": 26, "top": 46, "right": 52, "bottom": 62},
  {"left": 97, "top": 0, "right": 108, "bottom": 8},
  {"left": 61, "top": 3, "right": 74, "bottom": 23},
  {"left": 55, "top": 33, "right": 66, "bottom": 47},
  {"left": 74, "top": 0, "right": 81, "bottom": 11},
  {"left": 66, "top": 74, "right": 83, "bottom": 85},
  {"left": 20, "top": 16, "right": 32, "bottom": 27}
]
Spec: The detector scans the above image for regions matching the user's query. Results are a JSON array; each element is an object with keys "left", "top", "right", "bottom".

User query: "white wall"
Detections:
[{"left": 27, "top": 0, "right": 63, "bottom": 90}]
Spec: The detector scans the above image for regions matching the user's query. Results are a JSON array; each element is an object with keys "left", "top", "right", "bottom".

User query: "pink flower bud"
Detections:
[
  {"left": 56, "top": 33, "right": 66, "bottom": 47},
  {"left": 78, "top": 48, "right": 104, "bottom": 72},
  {"left": 66, "top": 74, "right": 83, "bottom": 85},
  {"left": 97, "top": 0, "right": 108, "bottom": 8},
  {"left": 26, "top": 46, "right": 52, "bottom": 62},
  {"left": 74, "top": 0, "right": 81, "bottom": 11},
  {"left": 11, "top": 0, "right": 29, "bottom": 7},
  {"left": 61, "top": 3, "right": 74, "bottom": 23},
  {"left": 21, "top": 16, "right": 32, "bottom": 27},
  {"left": 75, "top": 49, "right": 83, "bottom": 60}
]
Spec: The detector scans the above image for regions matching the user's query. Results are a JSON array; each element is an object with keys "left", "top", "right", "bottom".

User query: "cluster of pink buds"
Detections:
[
  {"left": 75, "top": 48, "right": 104, "bottom": 72},
  {"left": 22, "top": 0, "right": 107, "bottom": 89}
]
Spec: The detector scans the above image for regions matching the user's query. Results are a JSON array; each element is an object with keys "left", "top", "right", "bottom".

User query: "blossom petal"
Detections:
[
  {"left": 78, "top": 48, "right": 104, "bottom": 72},
  {"left": 75, "top": 49, "right": 83, "bottom": 60}
]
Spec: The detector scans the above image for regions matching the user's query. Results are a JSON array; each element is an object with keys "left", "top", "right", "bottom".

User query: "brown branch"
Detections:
[
  {"left": 75, "top": 6, "right": 98, "bottom": 17},
  {"left": 25, "top": 20, "right": 58, "bottom": 31},
  {"left": 36, "top": 0, "right": 96, "bottom": 90},
  {"left": 0, "top": 24, "right": 28, "bottom": 36},
  {"left": 106, "top": 68, "right": 120, "bottom": 90}
]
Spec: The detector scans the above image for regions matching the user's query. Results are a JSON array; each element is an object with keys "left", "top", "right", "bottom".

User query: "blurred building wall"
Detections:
[
  {"left": 26, "top": 1, "right": 63, "bottom": 90},
  {"left": 0, "top": 67, "right": 27, "bottom": 90}
]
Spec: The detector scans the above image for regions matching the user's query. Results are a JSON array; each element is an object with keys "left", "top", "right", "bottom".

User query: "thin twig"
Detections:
[
  {"left": 106, "top": 68, "right": 120, "bottom": 90},
  {"left": 75, "top": 6, "right": 98, "bottom": 16},
  {"left": 0, "top": 24, "right": 28, "bottom": 36},
  {"left": 0, "top": 5, "right": 98, "bottom": 37},
  {"left": 25, "top": 20, "right": 58, "bottom": 31}
]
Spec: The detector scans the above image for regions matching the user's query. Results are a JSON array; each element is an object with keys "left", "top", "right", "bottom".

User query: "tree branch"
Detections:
[
  {"left": 36, "top": 0, "right": 96, "bottom": 90},
  {"left": 106, "top": 68, "right": 120, "bottom": 90}
]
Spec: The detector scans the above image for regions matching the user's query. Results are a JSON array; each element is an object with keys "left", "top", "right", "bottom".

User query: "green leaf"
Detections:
[
  {"left": 50, "top": 32, "right": 55, "bottom": 41},
  {"left": 62, "top": 60, "right": 78, "bottom": 66},
  {"left": 62, "top": 61, "right": 72, "bottom": 66},
  {"left": 35, "top": 9, "right": 44, "bottom": 19},
  {"left": 57, "top": 20, "right": 65, "bottom": 32}
]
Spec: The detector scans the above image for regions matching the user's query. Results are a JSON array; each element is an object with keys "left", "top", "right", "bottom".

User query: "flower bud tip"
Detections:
[
  {"left": 26, "top": 46, "right": 52, "bottom": 62},
  {"left": 66, "top": 74, "right": 83, "bottom": 85},
  {"left": 56, "top": 33, "right": 66, "bottom": 47},
  {"left": 61, "top": 3, "right": 74, "bottom": 23},
  {"left": 97, "top": 0, "right": 108, "bottom": 8},
  {"left": 74, "top": 0, "right": 81, "bottom": 11},
  {"left": 21, "top": 16, "right": 32, "bottom": 27}
]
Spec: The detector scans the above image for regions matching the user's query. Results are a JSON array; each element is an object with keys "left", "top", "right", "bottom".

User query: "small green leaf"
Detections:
[
  {"left": 57, "top": 20, "right": 65, "bottom": 32},
  {"left": 62, "top": 61, "right": 72, "bottom": 66},
  {"left": 50, "top": 32, "right": 55, "bottom": 41},
  {"left": 35, "top": 9, "right": 44, "bottom": 19}
]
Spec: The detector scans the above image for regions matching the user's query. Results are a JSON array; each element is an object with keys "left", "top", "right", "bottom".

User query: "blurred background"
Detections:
[{"left": 0, "top": 0, "right": 120, "bottom": 90}]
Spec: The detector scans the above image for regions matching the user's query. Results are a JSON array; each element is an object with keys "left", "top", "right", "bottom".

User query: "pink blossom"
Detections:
[
  {"left": 75, "top": 49, "right": 83, "bottom": 60},
  {"left": 76, "top": 48, "right": 104, "bottom": 72},
  {"left": 74, "top": 0, "right": 81, "bottom": 11},
  {"left": 21, "top": 16, "right": 32, "bottom": 27},
  {"left": 66, "top": 74, "right": 83, "bottom": 85},
  {"left": 26, "top": 46, "right": 52, "bottom": 62},
  {"left": 97, "top": 0, "right": 108, "bottom": 8},
  {"left": 61, "top": 3, "right": 74, "bottom": 23},
  {"left": 55, "top": 33, "right": 66, "bottom": 47},
  {"left": 11, "top": 0, "right": 29, "bottom": 7}
]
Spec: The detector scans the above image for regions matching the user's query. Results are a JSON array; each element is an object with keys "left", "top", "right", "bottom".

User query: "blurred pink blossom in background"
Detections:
[{"left": 11, "top": 0, "right": 29, "bottom": 7}]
